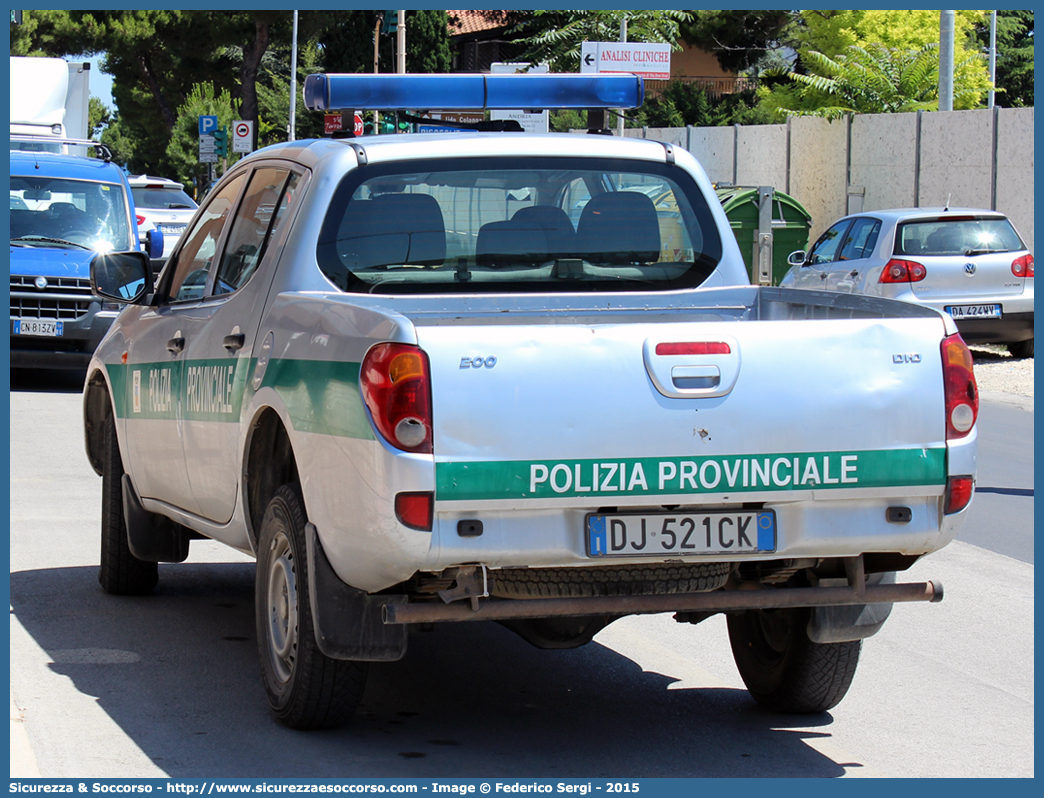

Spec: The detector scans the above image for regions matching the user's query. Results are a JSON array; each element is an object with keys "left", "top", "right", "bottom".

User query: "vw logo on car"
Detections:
[{"left": 965, "top": 262, "right": 977, "bottom": 276}]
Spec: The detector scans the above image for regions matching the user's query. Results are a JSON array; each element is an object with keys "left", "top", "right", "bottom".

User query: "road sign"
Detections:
[
  {"left": 199, "top": 134, "right": 216, "bottom": 151},
  {"left": 416, "top": 111, "right": 486, "bottom": 133},
  {"left": 353, "top": 113, "right": 364, "bottom": 137},
  {"left": 232, "top": 120, "right": 253, "bottom": 153},
  {"left": 490, "top": 63, "right": 549, "bottom": 134},
  {"left": 580, "top": 42, "right": 671, "bottom": 80},
  {"left": 198, "top": 115, "right": 219, "bottom": 135}
]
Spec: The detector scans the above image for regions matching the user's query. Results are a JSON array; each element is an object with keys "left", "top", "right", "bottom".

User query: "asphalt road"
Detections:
[{"left": 8, "top": 370, "right": 1035, "bottom": 779}]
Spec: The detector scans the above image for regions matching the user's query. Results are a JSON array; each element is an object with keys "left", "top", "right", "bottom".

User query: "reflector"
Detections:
[{"left": 304, "top": 73, "right": 645, "bottom": 112}]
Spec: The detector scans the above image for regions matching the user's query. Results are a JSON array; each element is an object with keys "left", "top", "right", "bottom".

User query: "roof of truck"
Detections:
[{"left": 10, "top": 148, "right": 125, "bottom": 181}]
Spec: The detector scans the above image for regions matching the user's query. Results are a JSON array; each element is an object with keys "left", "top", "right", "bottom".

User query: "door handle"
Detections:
[
  {"left": 223, "top": 333, "right": 246, "bottom": 351},
  {"left": 849, "top": 270, "right": 859, "bottom": 278},
  {"left": 166, "top": 337, "right": 185, "bottom": 354},
  {"left": 820, "top": 272, "right": 828, "bottom": 279}
]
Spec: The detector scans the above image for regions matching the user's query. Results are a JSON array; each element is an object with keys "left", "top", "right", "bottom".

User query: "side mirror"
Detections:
[
  {"left": 146, "top": 228, "right": 164, "bottom": 259},
  {"left": 787, "top": 250, "right": 807, "bottom": 267},
  {"left": 91, "top": 251, "right": 154, "bottom": 305}
]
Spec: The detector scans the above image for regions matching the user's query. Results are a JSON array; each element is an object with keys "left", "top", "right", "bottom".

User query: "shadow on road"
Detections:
[
  {"left": 9, "top": 368, "right": 87, "bottom": 394},
  {"left": 11, "top": 563, "right": 855, "bottom": 779}
]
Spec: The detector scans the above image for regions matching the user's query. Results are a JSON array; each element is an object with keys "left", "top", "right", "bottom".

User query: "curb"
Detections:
[{"left": 10, "top": 691, "right": 41, "bottom": 778}]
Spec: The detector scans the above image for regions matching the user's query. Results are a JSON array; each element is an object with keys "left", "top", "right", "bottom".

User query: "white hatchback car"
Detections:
[
  {"left": 128, "top": 175, "right": 198, "bottom": 258},
  {"left": 781, "top": 208, "right": 1034, "bottom": 358}
]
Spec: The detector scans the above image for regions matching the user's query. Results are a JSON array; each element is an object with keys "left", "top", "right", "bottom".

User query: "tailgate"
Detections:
[{"left": 417, "top": 313, "right": 950, "bottom": 510}]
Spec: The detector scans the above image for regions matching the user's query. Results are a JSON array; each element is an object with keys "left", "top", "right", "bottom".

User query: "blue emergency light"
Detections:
[{"left": 303, "top": 73, "right": 644, "bottom": 112}]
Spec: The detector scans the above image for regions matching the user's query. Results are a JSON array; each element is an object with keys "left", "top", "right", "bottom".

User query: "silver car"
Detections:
[
  {"left": 128, "top": 175, "right": 198, "bottom": 258},
  {"left": 782, "top": 208, "right": 1034, "bottom": 358}
]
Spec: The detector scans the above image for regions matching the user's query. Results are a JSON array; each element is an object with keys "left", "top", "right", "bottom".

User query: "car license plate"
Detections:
[
  {"left": 587, "top": 510, "right": 776, "bottom": 557},
  {"left": 158, "top": 223, "right": 186, "bottom": 235},
  {"left": 13, "top": 319, "right": 63, "bottom": 337},
  {"left": 945, "top": 304, "right": 1002, "bottom": 319}
]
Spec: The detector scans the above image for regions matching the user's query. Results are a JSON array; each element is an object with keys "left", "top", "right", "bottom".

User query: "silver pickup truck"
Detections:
[{"left": 84, "top": 74, "right": 977, "bottom": 730}]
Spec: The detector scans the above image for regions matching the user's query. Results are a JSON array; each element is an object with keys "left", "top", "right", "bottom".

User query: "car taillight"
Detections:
[
  {"left": 944, "top": 476, "right": 974, "bottom": 514},
  {"left": 879, "top": 258, "right": 927, "bottom": 284},
  {"left": 360, "top": 342, "right": 432, "bottom": 454},
  {"left": 941, "top": 334, "right": 977, "bottom": 440},
  {"left": 395, "top": 492, "right": 434, "bottom": 531},
  {"left": 1011, "top": 254, "right": 1034, "bottom": 278},
  {"left": 135, "top": 215, "right": 146, "bottom": 226}
]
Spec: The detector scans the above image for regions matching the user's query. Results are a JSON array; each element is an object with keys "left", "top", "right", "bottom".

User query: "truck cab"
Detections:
[{"left": 10, "top": 143, "right": 160, "bottom": 369}]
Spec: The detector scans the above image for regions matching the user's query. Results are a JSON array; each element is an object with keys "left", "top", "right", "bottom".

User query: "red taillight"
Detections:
[
  {"left": 1011, "top": 254, "right": 1034, "bottom": 278},
  {"left": 655, "top": 342, "right": 732, "bottom": 356},
  {"left": 135, "top": 215, "right": 146, "bottom": 226},
  {"left": 360, "top": 343, "right": 432, "bottom": 453},
  {"left": 941, "top": 334, "right": 978, "bottom": 440},
  {"left": 945, "top": 476, "right": 974, "bottom": 514},
  {"left": 395, "top": 492, "right": 434, "bottom": 531},
  {"left": 879, "top": 258, "right": 927, "bottom": 284}
]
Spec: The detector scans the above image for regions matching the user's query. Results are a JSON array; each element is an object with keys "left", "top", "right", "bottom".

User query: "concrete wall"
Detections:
[{"left": 630, "top": 107, "right": 1034, "bottom": 252}]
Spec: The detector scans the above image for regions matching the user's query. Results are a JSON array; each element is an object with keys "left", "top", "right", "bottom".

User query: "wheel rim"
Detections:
[{"left": 265, "top": 530, "right": 298, "bottom": 686}]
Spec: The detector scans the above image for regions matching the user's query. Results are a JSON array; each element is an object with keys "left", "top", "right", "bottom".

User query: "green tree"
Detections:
[
  {"left": 679, "top": 10, "right": 793, "bottom": 72},
  {"left": 509, "top": 10, "right": 692, "bottom": 73},
  {"left": 88, "top": 96, "right": 113, "bottom": 139},
  {"left": 166, "top": 82, "right": 243, "bottom": 194},
  {"left": 973, "top": 10, "right": 1034, "bottom": 107},
  {"left": 319, "top": 10, "right": 453, "bottom": 75},
  {"left": 767, "top": 43, "right": 970, "bottom": 120}
]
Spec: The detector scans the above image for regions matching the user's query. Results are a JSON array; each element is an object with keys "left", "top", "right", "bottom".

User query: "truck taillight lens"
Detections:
[
  {"left": 1011, "top": 254, "right": 1034, "bottom": 278},
  {"left": 941, "top": 334, "right": 977, "bottom": 440},
  {"left": 360, "top": 343, "right": 432, "bottom": 454},
  {"left": 395, "top": 492, "right": 433, "bottom": 531},
  {"left": 879, "top": 258, "right": 927, "bottom": 283},
  {"left": 945, "top": 476, "right": 974, "bottom": 514}
]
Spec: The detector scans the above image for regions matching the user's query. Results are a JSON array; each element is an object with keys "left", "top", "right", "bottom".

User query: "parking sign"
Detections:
[{"left": 198, "top": 115, "right": 218, "bottom": 135}]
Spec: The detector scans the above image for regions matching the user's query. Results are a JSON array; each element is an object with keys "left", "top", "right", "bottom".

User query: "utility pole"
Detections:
[
  {"left": 988, "top": 10, "right": 997, "bottom": 110},
  {"left": 397, "top": 9, "right": 406, "bottom": 74},
  {"left": 939, "top": 10, "right": 955, "bottom": 111},
  {"left": 374, "top": 13, "right": 383, "bottom": 132},
  {"left": 289, "top": 10, "right": 298, "bottom": 141},
  {"left": 618, "top": 18, "right": 627, "bottom": 137}
]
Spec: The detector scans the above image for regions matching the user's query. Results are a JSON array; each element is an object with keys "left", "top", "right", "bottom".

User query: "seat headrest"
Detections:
[{"left": 576, "top": 192, "right": 660, "bottom": 264}]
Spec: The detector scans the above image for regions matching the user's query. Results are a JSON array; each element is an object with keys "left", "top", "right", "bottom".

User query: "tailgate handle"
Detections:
[{"left": 671, "top": 365, "right": 720, "bottom": 391}]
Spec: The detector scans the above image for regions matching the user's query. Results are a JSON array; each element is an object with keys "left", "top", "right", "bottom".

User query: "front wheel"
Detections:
[
  {"left": 255, "top": 484, "right": 368, "bottom": 730},
  {"left": 727, "top": 607, "right": 861, "bottom": 713}
]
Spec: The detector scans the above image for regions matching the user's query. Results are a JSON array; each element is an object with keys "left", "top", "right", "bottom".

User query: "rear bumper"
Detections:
[{"left": 952, "top": 311, "right": 1034, "bottom": 344}]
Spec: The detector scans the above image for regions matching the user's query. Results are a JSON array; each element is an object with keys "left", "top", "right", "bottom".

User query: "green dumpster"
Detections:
[{"left": 714, "top": 186, "right": 812, "bottom": 285}]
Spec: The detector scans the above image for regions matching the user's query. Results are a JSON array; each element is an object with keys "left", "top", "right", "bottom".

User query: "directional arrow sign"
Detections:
[{"left": 580, "top": 41, "right": 671, "bottom": 80}]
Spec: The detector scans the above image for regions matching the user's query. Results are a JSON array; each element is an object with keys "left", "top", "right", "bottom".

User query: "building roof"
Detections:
[{"left": 448, "top": 10, "right": 509, "bottom": 37}]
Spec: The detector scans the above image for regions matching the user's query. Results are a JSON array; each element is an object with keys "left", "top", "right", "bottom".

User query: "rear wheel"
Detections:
[
  {"left": 1008, "top": 338, "right": 1033, "bottom": 359},
  {"left": 99, "top": 413, "right": 158, "bottom": 595},
  {"left": 255, "top": 484, "right": 368, "bottom": 730},
  {"left": 727, "top": 607, "right": 861, "bottom": 713}
]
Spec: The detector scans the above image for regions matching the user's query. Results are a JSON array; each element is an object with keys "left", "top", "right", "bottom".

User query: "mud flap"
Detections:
[
  {"left": 807, "top": 571, "right": 895, "bottom": 643},
  {"left": 121, "top": 474, "right": 191, "bottom": 563},
  {"left": 305, "top": 523, "right": 408, "bottom": 661}
]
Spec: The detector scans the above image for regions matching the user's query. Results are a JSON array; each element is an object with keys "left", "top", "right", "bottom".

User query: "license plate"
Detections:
[
  {"left": 587, "top": 510, "right": 776, "bottom": 557},
  {"left": 945, "top": 304, "right": 1002, "bottom": 319},
  {"left": 158, "top": 223, "right": 186, "bottom": 235},
  {"left": 13, "top": 319, "right": 63, "bottom": 337}
]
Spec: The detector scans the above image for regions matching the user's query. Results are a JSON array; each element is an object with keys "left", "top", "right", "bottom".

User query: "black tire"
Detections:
[
  {"left": 1008, "top": 338, "right": 1034, "bottom": 359},
  {"left": 255, "top": 484, "right": 368, "bottom": 730},
  {"left": 727, "top": 607, "right": 861, "bottom": 713},
  {"left": 99, "top": 413, "right": 158, "bottom": 595},
  {"left": 490, "top": 561, "right": 730, "bottom": 599}
]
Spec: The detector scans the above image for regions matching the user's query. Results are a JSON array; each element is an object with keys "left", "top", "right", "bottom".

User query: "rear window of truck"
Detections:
[{"left": 317, "top": 156, "right": 723, "bottom": 294}]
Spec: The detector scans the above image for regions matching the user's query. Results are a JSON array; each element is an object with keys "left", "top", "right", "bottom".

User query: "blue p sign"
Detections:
[{"left": 198, "top": 115, "right": 218, "bottom": 135}]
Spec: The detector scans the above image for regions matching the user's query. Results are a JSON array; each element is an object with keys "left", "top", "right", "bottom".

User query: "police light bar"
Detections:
[{"left": 303, "top": 73, "right": 644, "bottom": 112}]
